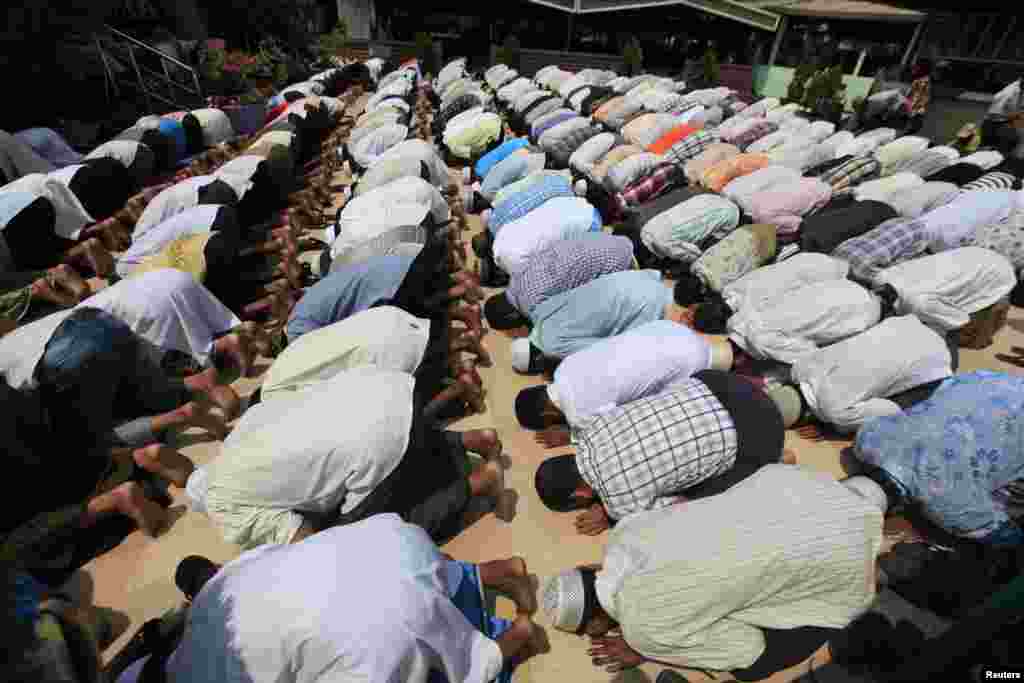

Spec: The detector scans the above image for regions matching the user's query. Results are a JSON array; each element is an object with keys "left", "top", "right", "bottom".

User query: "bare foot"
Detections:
[
  {"left": 469, "top": 459, "right": 505, "bottom": 499},
  {"left": 535, "top": 426, "right": 571, "bottom": 449},
  {"left": 111, "top": 482, "right": 167, "bottom": 537},
  {"left": 488, "top": 557, "right": 537, "bottom": 614},
  {"left": 49, "top": 264, "right": 90, "bottom": 300},
  {"left": 176, "top": 400, "right": 231, "bottom": 440},
  {"left": 214, "top": 332, "right": 254, "bottom": 378},
  {"left": 497, "top": 615, "right": 536, "bottom": 661},
  {"left": 185, "top": 368, "right": 241, "bottom": 420},
  {"left": 782, "top": 448, "right": 797, "bottom": 465},
  {"left": 463, "top": 428, "right": 502, "bottom": 460},
  {"left": 131, "top": 443, "right": 195, "bottom": 488},
  {"left": 68, "top": 238, "right": 115, "bottom": 277}
]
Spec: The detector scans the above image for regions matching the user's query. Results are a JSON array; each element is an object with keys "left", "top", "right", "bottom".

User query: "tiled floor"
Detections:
[{"left": 78, "top": 104, "right": 1024, "bottom": 682}]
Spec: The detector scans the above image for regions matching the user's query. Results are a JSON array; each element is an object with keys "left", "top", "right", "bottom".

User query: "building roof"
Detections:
[{"left": 744, "top": 0, "right": 925, "bottom": 22}]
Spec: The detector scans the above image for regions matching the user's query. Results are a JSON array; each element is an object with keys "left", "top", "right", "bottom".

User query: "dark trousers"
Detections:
[
  {"left": 3, "top": 196, "right": 75, "bottom": 271},
  {"left": 732, "top": 626, "right": 839, "bottom": 682},
  {"left": 684, "top": 370, "right": 786, "bottom": 501},
  {"left": 70, "top": 158, "right": 136, "bottom": 219},
  {"left": 334, "top": 394, "right": 471, "bottom": 542},
  {"left": 35, "top": 308, "right": 190, "bottom": 449}
]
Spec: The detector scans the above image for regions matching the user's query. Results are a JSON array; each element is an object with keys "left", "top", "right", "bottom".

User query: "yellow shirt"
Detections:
[{"left": 132, "top": 233, "right": 212, "bottom": 282}]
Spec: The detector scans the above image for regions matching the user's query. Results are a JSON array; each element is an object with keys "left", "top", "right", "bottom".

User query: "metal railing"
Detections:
[{"left": 94, "top": 24, "right": 205, "bottom": 114}]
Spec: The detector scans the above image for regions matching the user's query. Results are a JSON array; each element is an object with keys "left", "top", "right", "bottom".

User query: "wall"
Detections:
[
  {"left": 489, "top": 46, "right": 624, "bottom": 77},
  {"left": 336, "top": 0, "right": 374, "bottom": 40}
]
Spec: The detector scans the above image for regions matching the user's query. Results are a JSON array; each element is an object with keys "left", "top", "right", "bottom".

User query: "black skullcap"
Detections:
[
  {"left": 175, "top": 555, "right": 219, "bottom": 600},
  {"left": 673, "top": 268, "right": 707, "bottom": 306},
  {"left": 535, "top": 454, "right": 586, "bottom": 512},
  {"left": 485, "top": 292, "right": 528, "bottom": 330},
  {"left": 693, "top": 297, "right": 732, "bottom": 334},
  {"left": 515, "top": 385, "right": 551, "bottom": 430}
]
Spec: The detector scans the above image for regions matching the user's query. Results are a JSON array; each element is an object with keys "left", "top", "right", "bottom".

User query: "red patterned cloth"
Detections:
[{"left": 613, "top": 163, "right": 684, "bottom": 215}]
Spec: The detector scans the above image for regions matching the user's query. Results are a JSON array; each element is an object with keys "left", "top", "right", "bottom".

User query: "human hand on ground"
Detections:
[
  {"left": 587, "top": 634, "right": 646, "bottom": 673},
  {"left": 575, "top": 503, "right": 610, "bottom": 536}
]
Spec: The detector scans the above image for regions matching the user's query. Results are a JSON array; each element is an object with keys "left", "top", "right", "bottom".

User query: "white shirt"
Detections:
[
  {"left": 493, "top": 196, "right": 599, "bottom": 275},
  {"left": 329, "top": 176, "right": 449, "bottom": 258},
  {"left": 134, "top": 175, "right": 220, "bottom": 239},
  {"left": 920, "top": 189, "right": 1016, "bottom": 252},
  {"left": 791, "top": 315, "right": 952, "bottom": 433},
  {"left": 729, "top": 279, "right": 882, "bottom": 364},
  {"left": 722, "top": 252, "right": 849, "bottom": 315},
  {"left": 373, "top": 138, "right": 451, "bottom": 187},
  {"left": 877, "top": 246, "right": 1017, "bottom": 332},
  {"left": 597, "top": 465, "right": 881, "bottom": 672},
  {"left": 261, "top": 306, "right": 430, "bottom": 401},
  {"left": 854, "top": 172, "right": 925, "bottom": 205},
  {"left": 349, "top": 124, "right": 409, "bottom": 169},
  {"left": 988, "top": 79, "right": 1023, "bottom": 117},
  {"left": 77, "top": 268, "right": 240, "bottom": 369},
  {"left": 121, "top": 514, "right": 503, "bottom": 683},
  {"left": 86, "top": 139, "right": 144, "bottom": 167},
  {"left": 190, "top": 368, "right": 414, "bottom": 549},
  {"left": 0, "top": 309, "right": 75, "bottom": 391},
  {"left": 549, "top": 320, "right": 711, "bottom": 428},
  {"left": 0, "top": 173, "right": 94, "bottom": 239},
  {"left": 721, "top": 165, "right": 802, "bottom": 214}
]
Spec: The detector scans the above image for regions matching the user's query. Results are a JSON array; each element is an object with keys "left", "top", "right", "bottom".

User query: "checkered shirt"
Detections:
[
  {"left": 662, "top": 129, "right": 720, "bottom": 168},
  {"left": 505, "top": 233, "right": 635, "bottom": 317},
  {"left": 726, "top": 120, "right": 778, "bottom": 150},
  {"left": 831, "top": 218, "right": 931, "bottom": 284},
  {"left": 819, "top": 156, "right": 882, "bottom": 193},
  {"left": 489, "top": 174, "right": 574, "bottom": 234},
  {"left": 614, "top": 162, "right": 683, "bottom": 214},
  {"left": 574, "top": 379, "right": 738, "bottom": 521}
]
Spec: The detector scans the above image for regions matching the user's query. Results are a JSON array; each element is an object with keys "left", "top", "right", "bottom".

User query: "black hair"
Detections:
[
  {"left": 692, "top": 296, "right": 732, "bottom": 334},
  {"left": 175, "top": 555, "right": 219, "bottom": 601},
  {"left": 515, "top": 385, "right": 551, "bottom": 430},
  {"left": 484, "top": 293, "right": 528, "bottom": 330},
  {"left": 534, "top": 454, "right": 587, "bottom": 512},
  {"left": 283, "top": 91, "right": 305, "bottom": 104},
  {"left": 673, "top": 268, "right": 707, "bottom": 306},
  {"left": 577, "top": 567, "right": 600, "bottom": 635},
  {"left": 526, "top": 343, "right": 547, "bottom": 375},
  {"left": 876, "top": 283, "right": 900, "bottom": 320}
]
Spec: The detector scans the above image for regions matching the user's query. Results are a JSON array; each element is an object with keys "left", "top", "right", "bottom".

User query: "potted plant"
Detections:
[
  {"left": 623, "top": 40, "right": 643, "bottom": 77},
  {"left": 415, "top": 32, "right": 437, "bottom": 79},
  {"left": 316, "top": 20, "right": 349, "bottom": 65}
]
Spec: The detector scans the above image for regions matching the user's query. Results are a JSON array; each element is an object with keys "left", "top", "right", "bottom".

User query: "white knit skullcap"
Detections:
[
  {"left": 543, "top": 569, "right": 586, "bottom": 632},
  {"left": 574, "top": 178, "right": 588, "bottom": 197},
  {"left": 762, "top": 382, "right": 803, "bottom": 429},
  {"left": 511, "top": 338, "right": 532, "bottom": 373},
  {"left": 843, "top": 476, "right": 889, "bottom": 514}
]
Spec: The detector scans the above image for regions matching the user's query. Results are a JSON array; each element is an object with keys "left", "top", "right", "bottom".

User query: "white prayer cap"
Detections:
[
  {"left": 843, "top": 476, "right": 889, "bottom": 514},
  {"left": 511, "top": 338, "right": 532, "bottom": 373},
  {"left": 574, "top": 178, "right": 588, "bottom": 197},
  {"left": 543, "top": 569, "right": 586, "bottom": 632},
  {"left": 184, "top": 467, "right": 210, "bottom": 514},
  {"left": 462, "top": 166, "right": 472, "bottom": 184},
  {"left": 762, "top": 381, "right": 803, "bottom": 429}
]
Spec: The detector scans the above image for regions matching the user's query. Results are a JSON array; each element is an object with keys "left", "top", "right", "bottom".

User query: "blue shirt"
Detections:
[
  {"left": 158, "top": 119, "right": 187, "bottom": 164},
  {"left": 488, "top": 174, "right": 574, "bottom": 236},
  {"left": 529, "top": 269, "right": 672, "bottom": 359},
  {"left": 286, "top": 254, "right": 416, "bottom": 340},
  {"left": 855, "top": 370, "right": 1024, "bottom": 543},
  {"left": 475, "top": 138, "right": 530, "bottom": 180}
]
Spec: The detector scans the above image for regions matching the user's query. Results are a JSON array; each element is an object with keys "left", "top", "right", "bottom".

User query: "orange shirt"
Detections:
[{"left": 648, "top": 124, "right": 699, "bottom": 156}]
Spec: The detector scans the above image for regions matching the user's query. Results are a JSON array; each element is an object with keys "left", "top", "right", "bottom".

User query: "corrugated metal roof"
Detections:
[
  {"left": 744, "top": 0, "right": 925, "bottom": 22},
  {"left": 527, "top": 0, "right": 782, "bottom": 31}
]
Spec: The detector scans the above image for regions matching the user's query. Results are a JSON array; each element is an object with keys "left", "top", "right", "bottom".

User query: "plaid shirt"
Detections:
[
  {"left": 489, "top": 174, "right": 574, "bottom": 234},
  {"left": 662, "top": 129, "right": 720, "bottom": 168},
  {"left": 726, "top": 120, "right": 778, "bottom": 150},
  {"left": 574, "top": 378, "right": 738, "bottom": 521},
  {"left": 819, "top": 156, "right": 881, "bottom": 193},
  {"left": 614, "top": 162, "right": 683, "bottom": 214},
  {"left": 831, "top": 218, "right": 931, "bottom": 284},
  {"left": 505, "top": 232, "right": 635, "bottom": 317}
]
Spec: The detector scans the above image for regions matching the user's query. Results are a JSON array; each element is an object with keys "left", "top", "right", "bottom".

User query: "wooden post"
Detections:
[{"left": 768, "top": 15, "right": 788, "bottom": 66}]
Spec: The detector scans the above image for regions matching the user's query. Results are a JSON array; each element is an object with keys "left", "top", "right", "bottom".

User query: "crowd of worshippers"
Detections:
[{"left": 5, "top": 51, "right": 1024, "bottom": 683}]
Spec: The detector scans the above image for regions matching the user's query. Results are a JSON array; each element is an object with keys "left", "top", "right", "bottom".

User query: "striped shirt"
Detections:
[
  {"left": 615, "top": 163, "right": 683, "bottom": 213},
  {"left": 961, "top": 172, "right": 1020, "bottom": 193},
  {"left": 818, "top": 156, "right": 882, "bottom": 193}
]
